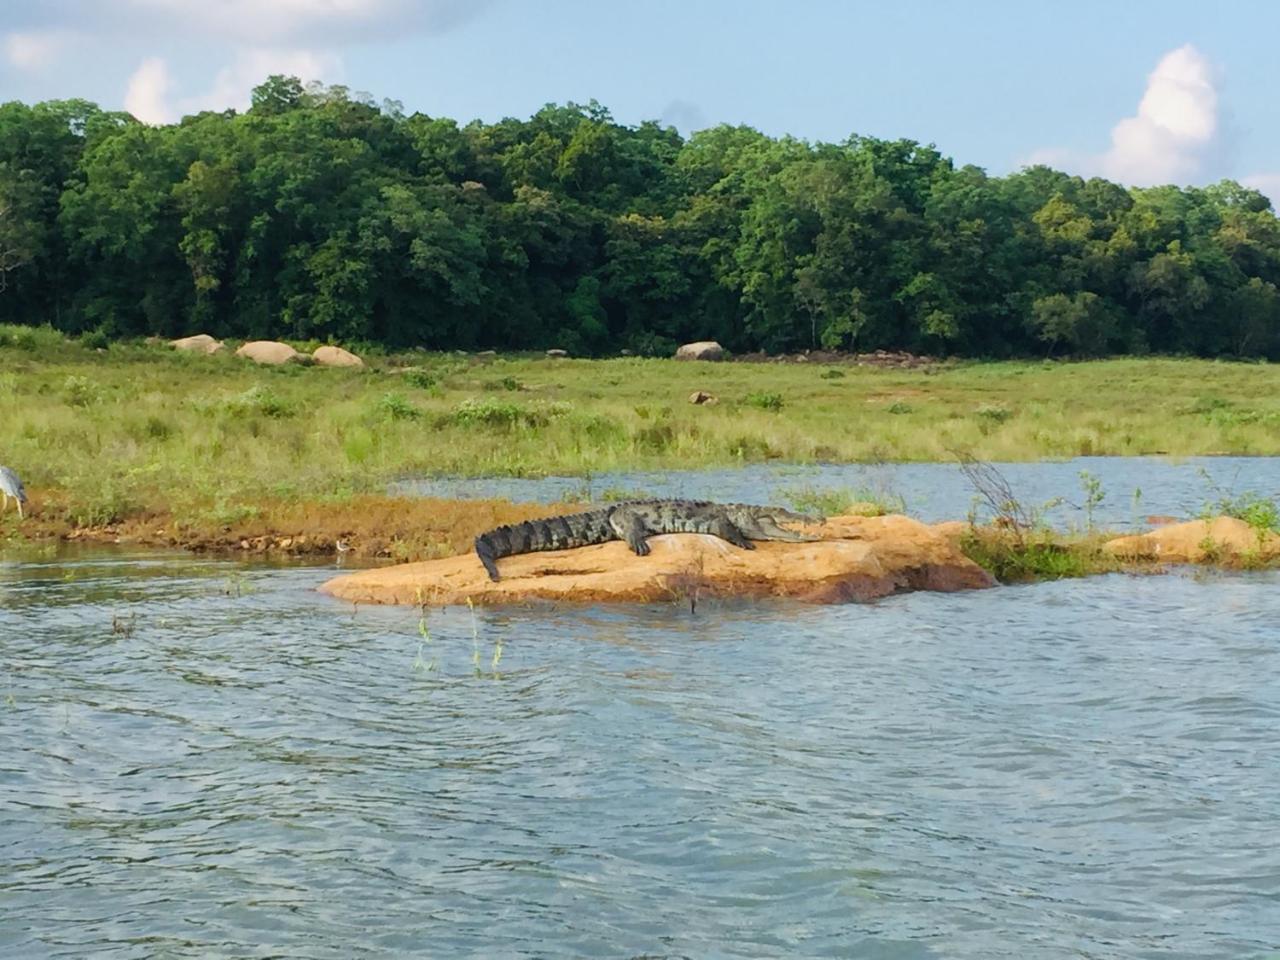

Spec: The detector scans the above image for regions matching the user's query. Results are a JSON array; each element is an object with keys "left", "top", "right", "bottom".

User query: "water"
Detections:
[
  {"left": 393, "top": 456, "right": 1280, "bottom": 530},
  {"left": 2, "top": 545, "right": 1279, "bottom": 958}
]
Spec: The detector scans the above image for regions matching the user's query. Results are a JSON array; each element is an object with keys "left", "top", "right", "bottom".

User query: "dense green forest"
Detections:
[{"left": 2, "top": 76, "right": 1278, "bottom": 358}]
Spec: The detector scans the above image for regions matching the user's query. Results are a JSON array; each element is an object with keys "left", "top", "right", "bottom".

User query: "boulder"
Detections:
[
  {"left": 171, "top": 334, "right": 224, "bottom": 355},
  {"left": 546, "top": 348, "right": 569, "bottom": 358},
  {"left": 675, "top": 340, "right": 727, "bottom": 361},
  {"left": 319, "top": 513, "right": 995, "bottom": 607},
  {"left": 312, "top": 345, "right": 365, "bottom": 368},
  {"left": 235, "top": 340, "right": 301, "bottom": 365},
  {"left": 688, "top": 391, "right": 718, "bottom": 405},
  {"left": 1103, "top": 516, "right": 1280, "bottom": 563}
]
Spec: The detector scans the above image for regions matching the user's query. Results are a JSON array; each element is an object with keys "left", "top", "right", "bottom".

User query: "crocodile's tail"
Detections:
[{"left": 474, "top": 508, "right": 617, "bottom": 581}]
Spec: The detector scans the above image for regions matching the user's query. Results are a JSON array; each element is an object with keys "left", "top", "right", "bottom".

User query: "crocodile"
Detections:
[{"left": 474, "top": 499, "right": 822, "bottom": 581}]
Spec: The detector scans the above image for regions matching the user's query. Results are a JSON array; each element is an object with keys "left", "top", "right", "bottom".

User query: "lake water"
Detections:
[
  {"left": 2, "top": 542, "right": 1278, "bottom": 958},
  {"left": 393, "top": 456, "right": 1280, "bottom": 531}
]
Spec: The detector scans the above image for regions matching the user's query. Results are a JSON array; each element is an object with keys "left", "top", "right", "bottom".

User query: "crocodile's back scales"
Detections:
[{"left": 474, "top": 499, "right": 820, "bottom": 582}]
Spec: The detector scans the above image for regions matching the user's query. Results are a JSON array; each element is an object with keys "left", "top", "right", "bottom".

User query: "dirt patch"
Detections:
[{"left": 4, "top": 493, "right": 572, "bottom": 562}]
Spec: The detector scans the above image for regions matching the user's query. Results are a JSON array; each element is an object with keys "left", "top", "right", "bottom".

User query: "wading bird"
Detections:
[{"left": 0, "top": 464, "right": 27, "bottom": 519}]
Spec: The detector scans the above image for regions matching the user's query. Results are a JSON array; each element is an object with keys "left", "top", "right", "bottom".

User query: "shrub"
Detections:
[
  {"left": 887, "top": 401, "right": 913, "bottom": 414},
  {"left": 632, "top": 421, "right": 677, "bottom": 452},
  {"left": 63, "top": 375, "right": 99, "bottom": 407},
  {"left": 483, "top": 376, "right": 523, "bottom": 392},
  {"left": 744, "top": 391, "right": 785, "bottom": 412},
  {"left": 819, "top": 368, "right": 846, "bottom": 379},
  {"left": 402, "top": 369, "right": 437, "bottom": 389},
  {"left": 783, "top": 485, "right": 906, "bottom": 518},
  {"left": 78, "top": 328, "right": 111, "bottom": 350},
  {"left": 726, "top": 433, "right": 776, "bottom": 460},
  {"left": 222, "top": 385, "right": 295, "bottom": 418},
  {"left": 0, "top": 324, "right": 69, "bottom": 351},
  {"left": 975, "top": 404, "right": 1012, "bottom": 423},
  {"left": 451, "top": 397, "right": 562, "bottom": 428},
  {"left": 376, "top": 392, "right": 421, "bottom": 421}
]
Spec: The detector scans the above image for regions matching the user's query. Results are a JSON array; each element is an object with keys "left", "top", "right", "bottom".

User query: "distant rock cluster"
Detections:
[{"left": 169, "top": 335, "right": 365, "bottom": 368}]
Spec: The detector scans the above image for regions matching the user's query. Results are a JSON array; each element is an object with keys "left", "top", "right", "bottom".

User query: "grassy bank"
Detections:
[{"left": 2, "top": 325, "right": 1279, "bottom": 554}]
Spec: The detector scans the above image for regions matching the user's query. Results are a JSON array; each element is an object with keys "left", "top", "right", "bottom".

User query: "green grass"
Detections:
[{"left": 4, "top": 324, "right": 1280, "bottom": 541}]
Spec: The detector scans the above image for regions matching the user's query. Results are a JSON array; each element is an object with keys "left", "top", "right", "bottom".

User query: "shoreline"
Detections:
[{"left": 6, "top": 493, "right": 1279, "bottom": 587}]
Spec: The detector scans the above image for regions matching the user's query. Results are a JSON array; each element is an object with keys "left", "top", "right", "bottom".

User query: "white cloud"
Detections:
[
  {"left": 124, "top": 57, "right": 174, "bottom": 125},
  {"left": 1101, "top": 45, "right": 1218, "bottom": 184},
  {"left": 1025, "top": 44, "right": 1223, "bottom": 187},
  {"left": 3, "top": 30, "right": 71, "bottom": 70}
]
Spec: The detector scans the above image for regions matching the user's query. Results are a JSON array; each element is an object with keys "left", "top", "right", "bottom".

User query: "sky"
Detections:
[{"left": 2, "top": 0, "right": 1277, "bottom": 201}]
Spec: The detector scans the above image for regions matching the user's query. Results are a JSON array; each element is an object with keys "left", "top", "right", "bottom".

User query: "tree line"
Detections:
[{"left": 2, "top": 75, "right": 1278, "bottom": 358}]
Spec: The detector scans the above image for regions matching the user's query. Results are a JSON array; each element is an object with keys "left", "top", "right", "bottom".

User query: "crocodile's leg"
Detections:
[
  {"left": 608, "top": 507, "right": 653, "bottom": 556},
  {"left": 709, "top": 516, "right": 754, "bottom": 550},
  {"left": 474, "top": 530, "right": 506, "bottom": 581}
]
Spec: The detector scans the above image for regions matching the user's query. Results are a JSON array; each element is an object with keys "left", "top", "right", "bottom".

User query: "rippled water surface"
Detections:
[
  {"left": 394, "top": 456, "right": 1280, "bottom": 530},
  {"left": 3, "top": 547, "right": 1279, "bottom": 959}
]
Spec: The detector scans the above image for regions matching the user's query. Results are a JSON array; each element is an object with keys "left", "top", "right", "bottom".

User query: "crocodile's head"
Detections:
[{"left": 739, "top": 504, "right": 825, "bottom": 525}]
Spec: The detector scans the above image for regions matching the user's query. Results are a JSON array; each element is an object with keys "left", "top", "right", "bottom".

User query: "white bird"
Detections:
[{"left": 0, "top": 465, "right": 27, "bottom": 519}]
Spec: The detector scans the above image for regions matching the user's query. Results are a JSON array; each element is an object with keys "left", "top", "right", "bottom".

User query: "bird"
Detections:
[{"left": 0, "top": 465, "right": 27, "bottom": 519}]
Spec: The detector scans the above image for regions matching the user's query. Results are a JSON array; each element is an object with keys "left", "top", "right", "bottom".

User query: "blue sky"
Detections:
[{"left": 2, "top": 0, "right": 1277, "bottom": 198}]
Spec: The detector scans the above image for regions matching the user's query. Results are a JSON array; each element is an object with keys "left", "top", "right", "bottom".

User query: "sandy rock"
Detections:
[
  {"left": 675, "top": 340, "right": 727, "bottom": 361},
  {"left": 171, "top": 334, "right": 224, "bottom": 355},
  {"left": 319, "top": 513, "right": 994, "bottom": 607},
  {"left": 930, "top": 520, "right": 971, "bottom": 542},
  {"left": 546, "top": 348, "right": 569, "bottom": 358},
  {"left": 688, "top": 391, "right": 718, "bottom": 405},
  {"left": 1104, "top": 516, "right": 1280, "bottom": 563},
  {"left": 235, "top": 340, "right": 302, "bottom": 365},
  {"left": 312, "top": 345, "right": 365, "bottom": 368}
]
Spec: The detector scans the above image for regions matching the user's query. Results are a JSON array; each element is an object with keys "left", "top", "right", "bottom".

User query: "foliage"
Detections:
[
  {"left": 743, "top": 391, "right": 785, "bottom": 411},
  {"left": 783, "top": 485, "right": 906, "bottom": 517},
  {"left": 0, "top": 83, "right": 1277, "bottom": 358},
  {"left": 960, "top": 529, "right": 1118, "bottom": 583}
]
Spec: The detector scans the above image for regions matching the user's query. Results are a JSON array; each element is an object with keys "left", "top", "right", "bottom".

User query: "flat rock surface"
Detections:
[
  {"left": 1104, "top": 516, "right": 1280, "bottom": 562},
  {"left": 320, "top": 514, "right": 995, "bottom": 606}
]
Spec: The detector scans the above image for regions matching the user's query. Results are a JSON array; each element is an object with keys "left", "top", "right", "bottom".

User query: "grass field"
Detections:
[{"left": 2, "top": 325, "right": 1278, "bottom": 556}]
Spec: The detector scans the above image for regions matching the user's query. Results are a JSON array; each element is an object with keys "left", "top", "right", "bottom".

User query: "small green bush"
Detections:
[
  {"left": 376, "top": 392, "right": 421, "bottom": 421},
  {"left": 78, "top": 328, "right": 111, "bottom": 350},
  {"left": 63, "top": 375, "right": 99, "bottom": 407},
  {"left": 744, "top": 391, "right": 785, "bottom": 412},
  {"left": 783, "top": 485, "right": 906, "bottom": 518},
  {"left": 0, "top": 324, "right": 69, "bottom": 351},
  {"left": 887, "top": 401, "right": 913, "bottom": 414},
  {"left": 402, "top": 369, "right": 437, "bottom": 389},
  {"left": 222, "top": 385, "right": 295, "bottom": 418},
  {"left": 452, "top": 397, "right": 552, "bottom": 428},
  {"left": 483, "top": 376, "right": 523, "bottom": 392},
  {"left": 633, "top": 421, "right": 677, "bottom": 452}
]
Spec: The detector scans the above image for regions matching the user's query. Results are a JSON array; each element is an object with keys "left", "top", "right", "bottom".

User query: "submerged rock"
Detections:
[
  {"left": 319, "top": 514, "right": 995, "bottom": 607},
  {"left": 1104, "top": 516, "right": 1280, "bottom": 563}
]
